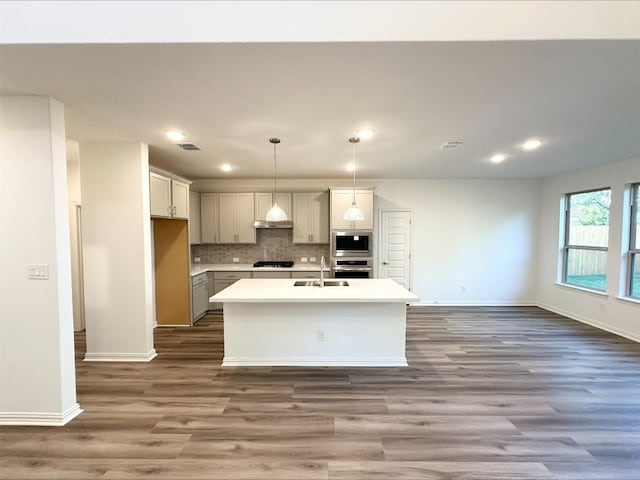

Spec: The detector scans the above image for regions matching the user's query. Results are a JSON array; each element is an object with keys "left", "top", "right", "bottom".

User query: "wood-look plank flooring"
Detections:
[{"left": 2, "top": 306, "right": 640, "bottom": 479}]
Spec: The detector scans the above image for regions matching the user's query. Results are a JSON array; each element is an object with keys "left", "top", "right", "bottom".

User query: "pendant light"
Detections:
[
  {"left": 265, "top": 137, "right": 288, "bottom": 222},
  {"left": 343, "top": 136, "right": 365, "bottom": 221}
]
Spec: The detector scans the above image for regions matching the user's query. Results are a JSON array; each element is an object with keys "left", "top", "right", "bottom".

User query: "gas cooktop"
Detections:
[{"left": 253, "top": 261, "right": 294, "bottom": 268}]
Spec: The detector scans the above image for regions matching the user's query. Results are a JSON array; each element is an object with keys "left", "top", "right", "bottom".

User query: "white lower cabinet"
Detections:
[
  {"left": 207, "top": 272, "right": 216, "bottom": 309},
  {"left": 212, "top": 271, "right": 251, "bottom": 309},
  {"left": 291, "top": 271, "right": 322, "bottom": 279},
  {"left": 191, "top": 273, "right": 208, "bottom": 323},
  {"left": 252, "top": 271, "right": 291, "bottom": 279}
]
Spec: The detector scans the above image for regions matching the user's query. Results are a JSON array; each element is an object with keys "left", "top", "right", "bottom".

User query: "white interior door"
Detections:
[{"left": 379, "top": 210, "right": 413, "bottom": 290}]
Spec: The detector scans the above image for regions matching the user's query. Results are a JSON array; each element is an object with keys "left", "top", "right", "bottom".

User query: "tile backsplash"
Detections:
[{"left": 192, "top": 229, "right": 329, "bottom": 264}]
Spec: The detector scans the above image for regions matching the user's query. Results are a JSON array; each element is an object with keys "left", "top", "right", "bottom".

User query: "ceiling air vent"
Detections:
[
  {"left": 178, "top": 143, "right": 200, "bottom": 151},
  {"left": 440, "top": 140, "right": 464, "bottom": 150}
]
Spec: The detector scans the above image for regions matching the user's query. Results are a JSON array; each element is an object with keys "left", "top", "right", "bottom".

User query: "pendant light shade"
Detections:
[
  {"left": 265, "top": 137, "right": 288, "bottom": 222},
  {"left": 266, "top": 204, "right": 287, "bottom": 222},
  {"left": 344, "top": 136, "right": 365, "bottom": 221},
  {"left": 344, "top": 204, "right": 365, "bottom": 221}
]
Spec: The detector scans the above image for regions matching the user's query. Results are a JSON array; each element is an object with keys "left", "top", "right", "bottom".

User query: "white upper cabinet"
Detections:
[
  {"left": 293, "top": 192, "right": 329, "bottom": 243},
  {"left": 171, "top": 180, "right": 189, "bottom": 219},
  {"left": 235, "top": 193, "right": 256, "bottom": 243},
  {"left": 200, "top": 193, "right": 219, "bottom": 244},
  {"left": 255, "top": 192, "right": 292, "bottom": 221},
  {"left": 150, "top": 172, "right": 172, "bottom": 217},
  {"left": 149, "top": 171, "right": 190, "bottom": 219},
  {"left": 218, "top": 193, "right": 256, "bottom": 244},
  {"left": 189, "top": 191, "right": 201, "bottom": 244},
  {"left": 330, "top": 189, "right": 374, "bottom": 230}
]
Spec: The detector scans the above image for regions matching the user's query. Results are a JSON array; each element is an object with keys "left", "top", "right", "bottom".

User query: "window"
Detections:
[
  {"left": 562, "top": 188, "right": 611, "bottom": 291},
  {"left": 628, "top": 183, "right": 640, "bottom": 298}
]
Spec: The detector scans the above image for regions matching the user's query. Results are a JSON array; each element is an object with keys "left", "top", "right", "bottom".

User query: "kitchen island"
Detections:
[{"left": 211, "top": 278, "right": 419, "bottom": 366}]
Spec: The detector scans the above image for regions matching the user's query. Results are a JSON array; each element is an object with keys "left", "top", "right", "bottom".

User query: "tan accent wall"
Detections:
[{"left": 154, "top": 219, "right": 190, "bottom": 326}]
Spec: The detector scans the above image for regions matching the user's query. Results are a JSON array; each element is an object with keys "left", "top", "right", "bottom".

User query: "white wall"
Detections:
[
  {"left": 375, "top": 179, "right": 540, "bottom": 305},
  {"left": 80, "top": 142, "right": 156, "bottom": 361},
  {"left": 0, "top": 96, "right": 81, "bottom": 425},
  {"left": 192, "top": 177, "right": 541, "bottom": 305},
  {"left": 537, "top": 155, "right": 640, "bottom": 341}
]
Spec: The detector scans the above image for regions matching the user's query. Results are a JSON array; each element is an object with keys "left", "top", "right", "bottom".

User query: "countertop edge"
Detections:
[
  {"left": 209, "top": 279, "right": 420, "bottom": 303},
  {"left": 191, "top": 263, "right": 329, "bottom": 276},
  {"left": 210, "top": 298, "right": 420, "bottom": 303}
]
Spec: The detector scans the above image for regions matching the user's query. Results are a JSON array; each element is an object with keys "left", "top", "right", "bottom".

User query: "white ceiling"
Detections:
[{"left": 0, "top": 6, "right": 639, "bottom": 181}]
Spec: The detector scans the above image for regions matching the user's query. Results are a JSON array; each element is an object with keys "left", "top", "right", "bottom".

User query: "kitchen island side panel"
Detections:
[{"left": 222, "top": 302, "right": 407, "bottom": 366}]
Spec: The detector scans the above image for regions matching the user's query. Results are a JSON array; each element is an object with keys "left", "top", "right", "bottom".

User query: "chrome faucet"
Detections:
[{"left": 320, "top": 256, "right": 325, "bottom": 287}]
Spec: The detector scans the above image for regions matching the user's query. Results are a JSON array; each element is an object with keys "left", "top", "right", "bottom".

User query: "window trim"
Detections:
[
  {"left": 561, "top": 187, "right": 611, "bottom": 293},
  {"left": 627, "top": 183, "right": 639, "bottom": 299}
]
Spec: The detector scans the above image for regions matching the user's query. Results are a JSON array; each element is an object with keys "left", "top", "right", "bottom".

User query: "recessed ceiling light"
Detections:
[
  {"left": 490, "top": 153, "right": 506, "bottom": 164},
  {"left": 522, "top": 138, "right": 542, "bottom": 151},
  {"left": 165, "top": 130, "right": 185, "bottom": 142},
  {"left": 356, "top": 127, "right": 375, "bottom": 140},
  {"left": 220, "top": 164, "right": 232, "bottom": 173},
  {"left": 346, "top": 163, "right": 355, "bottom": 172}
]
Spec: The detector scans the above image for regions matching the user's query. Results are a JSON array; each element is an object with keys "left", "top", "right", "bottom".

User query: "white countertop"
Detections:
[
  {"left": 191, "top": 263, "right": 329, "bottom": 276},
  {"left": 210, "top": 278, "right": 420, "bottom": 303}
]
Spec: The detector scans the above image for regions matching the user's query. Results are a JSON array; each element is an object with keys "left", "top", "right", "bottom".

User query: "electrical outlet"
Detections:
[
  {"left": 193, "top": 257, "right": 201, "bottom": 263},
  {"left": 310, "top": 257, "right": 317, "bottom": 263},
  {"left": 233, "top": 257, "right": 240, "bottom": 263},
  {"left": 317, "top": 330, "right": 325, "bottom": 342},
  {"left": 301, "top": 257, "right": 308, "bottom": 263}
]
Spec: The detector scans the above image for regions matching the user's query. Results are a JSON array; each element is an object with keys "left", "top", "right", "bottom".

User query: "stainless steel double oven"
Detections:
[{"left": 331, "top": 231, "right": 373, "bottom": 278}]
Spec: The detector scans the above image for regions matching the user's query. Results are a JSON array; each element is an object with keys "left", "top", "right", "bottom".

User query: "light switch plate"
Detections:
[
  {"left": 300, "top": 257, "right": 308, "bottom": 263},
  {"left": 233, "top": 258, "right": 240, "bottom": 263},
  {"left": 27, "top": 264, "right": 49, "bottom": 280},
  {"left": 193, "top": 257, "right": 201, "bottom": 263},
  {"left": 310, "top": 257, "right": 317, "bottom": 263}
]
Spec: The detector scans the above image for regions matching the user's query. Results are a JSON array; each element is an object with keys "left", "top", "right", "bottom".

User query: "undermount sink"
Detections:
[{"left": 294, "top": 280, "right": 350, "bottom": 287}]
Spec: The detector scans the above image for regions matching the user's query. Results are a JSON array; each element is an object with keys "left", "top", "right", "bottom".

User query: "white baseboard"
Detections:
[
  {"left": 83, "top": 349, "right": 158, "bottom": 362},
  {"left": 0, "top": 403, "right": 83, "bottom": 426},
  {"left": 412, "top": 301, "right": 537, "bottom": 307},
  {"left": 222, "top": 356, "right": 408, "bottom": 367},
  {"left": 537, "top": 303, "right": 640, "bottom": 343}
]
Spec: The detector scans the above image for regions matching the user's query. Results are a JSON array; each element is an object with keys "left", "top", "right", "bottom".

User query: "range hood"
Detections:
[{"left": 253, "top": 219, "right": 293, "bottom": 229}]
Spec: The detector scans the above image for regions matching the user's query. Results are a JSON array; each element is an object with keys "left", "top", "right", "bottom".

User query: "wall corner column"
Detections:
[{"left": 80, "top": 142, "right": 156, "bottom": 362}]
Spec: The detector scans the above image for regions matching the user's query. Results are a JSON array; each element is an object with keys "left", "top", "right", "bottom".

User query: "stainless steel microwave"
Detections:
[{"left": 332, "top": 231, "right": 373, "bottom": 257}]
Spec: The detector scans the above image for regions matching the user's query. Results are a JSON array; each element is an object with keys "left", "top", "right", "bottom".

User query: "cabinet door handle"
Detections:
[
  {"left": 167, "top": 205, "right": 172, "bottom": 215},
  {"left": 173, "top": 206, "right": 177, "bottom": 216},
  {"left": 382, "top": 261, "right": 390, "bottom": 265}
]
